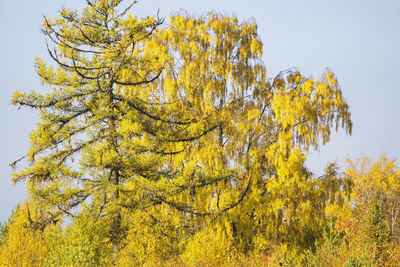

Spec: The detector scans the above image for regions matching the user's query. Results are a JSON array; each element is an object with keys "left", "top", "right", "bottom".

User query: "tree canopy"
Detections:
[{"left": 7, "top": 1, "right": 393, "bottom": 266}]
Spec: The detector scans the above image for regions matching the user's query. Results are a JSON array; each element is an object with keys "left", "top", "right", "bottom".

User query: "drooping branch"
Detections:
[{"left": 156, "top": 176, "right": 252, "bottom": 217}]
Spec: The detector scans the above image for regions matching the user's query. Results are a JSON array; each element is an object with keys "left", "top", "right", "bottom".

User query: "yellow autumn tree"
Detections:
[
  {"left": 11, "top": 0, "right": 164, "bottom": 252},
  {"left": 306, "top": 157, "right": 400, "bottom": 266},
  {"left": 0, "top": 199, "right": 56, "bottom": 266},
  {"left": 116, "top": 12, "right": 352, "bottom": 263},
  {"left": 10, "top": 0, "right": 352, "bottom": 264},
  {"left": 343, "top": 157, "right": 400, "bottom": 265}
]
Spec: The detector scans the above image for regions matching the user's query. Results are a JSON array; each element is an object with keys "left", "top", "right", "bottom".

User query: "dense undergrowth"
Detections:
[{"left": 1, "top": 157, "right": 400, "bottom": 266}]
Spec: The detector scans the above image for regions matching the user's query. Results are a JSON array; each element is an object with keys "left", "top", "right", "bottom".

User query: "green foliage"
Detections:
[
  {"left": 343, "top": 254, "right": 373, "bottom": 267},
  {"left": 305, "top": 220, "right": 342, "bottom": 266},
  {"left": 366, "top": 201, "right": 391, "bottom": 260},
  {"left": 305, "top": 219, "right": 375, "bottom": 267}
]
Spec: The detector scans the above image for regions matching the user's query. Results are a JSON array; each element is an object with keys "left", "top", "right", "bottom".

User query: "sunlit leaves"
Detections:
[{"left": 10, "top": 0, "right": 354, "bottom": 263}]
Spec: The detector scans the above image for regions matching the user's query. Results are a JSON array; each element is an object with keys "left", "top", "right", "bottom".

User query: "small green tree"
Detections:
[{"left": 366, "top": 201, "right": 391, "bottom": 261}]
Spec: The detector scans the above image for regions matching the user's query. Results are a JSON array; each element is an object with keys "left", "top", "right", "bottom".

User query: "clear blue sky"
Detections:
[{"left": 1, "top": 0, "right": 400, "bottom": 221}]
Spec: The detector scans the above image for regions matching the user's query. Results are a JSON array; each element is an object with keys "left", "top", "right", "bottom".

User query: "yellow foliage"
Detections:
[
  {"left": 10, "top": 0, "right": 355, "bottom": 265},
  {"left": 181, "top": 226, "right": 235, "bottom": 266},
  {"left": 0, "top": 201, "right": 49, "bottom": 267},
  {"left": 344, "top": 157, "right": 400, "bottom": 263}
]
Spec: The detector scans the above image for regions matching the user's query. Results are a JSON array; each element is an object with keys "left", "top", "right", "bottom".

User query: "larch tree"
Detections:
[
  {"left": 11, "top": 0, "right": 352, "bottom": 261},
  {"left": 11, "top": 0, "right": 165, "bottom": 248}
]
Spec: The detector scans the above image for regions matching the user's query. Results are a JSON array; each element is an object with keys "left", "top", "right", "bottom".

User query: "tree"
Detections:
[
  {"left": 129, "top": 13, "right": 352, "bottom": 256},
  {"left": 11, "top": 0, "right": 164, "bottom": 249},
  {"left": 344, "top": 157, "right": 400, "bottom": 264},
  {"left": 0, "top": 200, "right": 53, "bottom": 266},
  {"left": 11, "top": 0, "right": 352, "bottom": 260},
  {"left": 44, "top": 209, "right": 113, "bottom": 266}
]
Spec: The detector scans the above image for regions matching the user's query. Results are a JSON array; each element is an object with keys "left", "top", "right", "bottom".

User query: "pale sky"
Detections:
[{"left": 1, "top": 0, "right": 399, "bottom": 221}]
